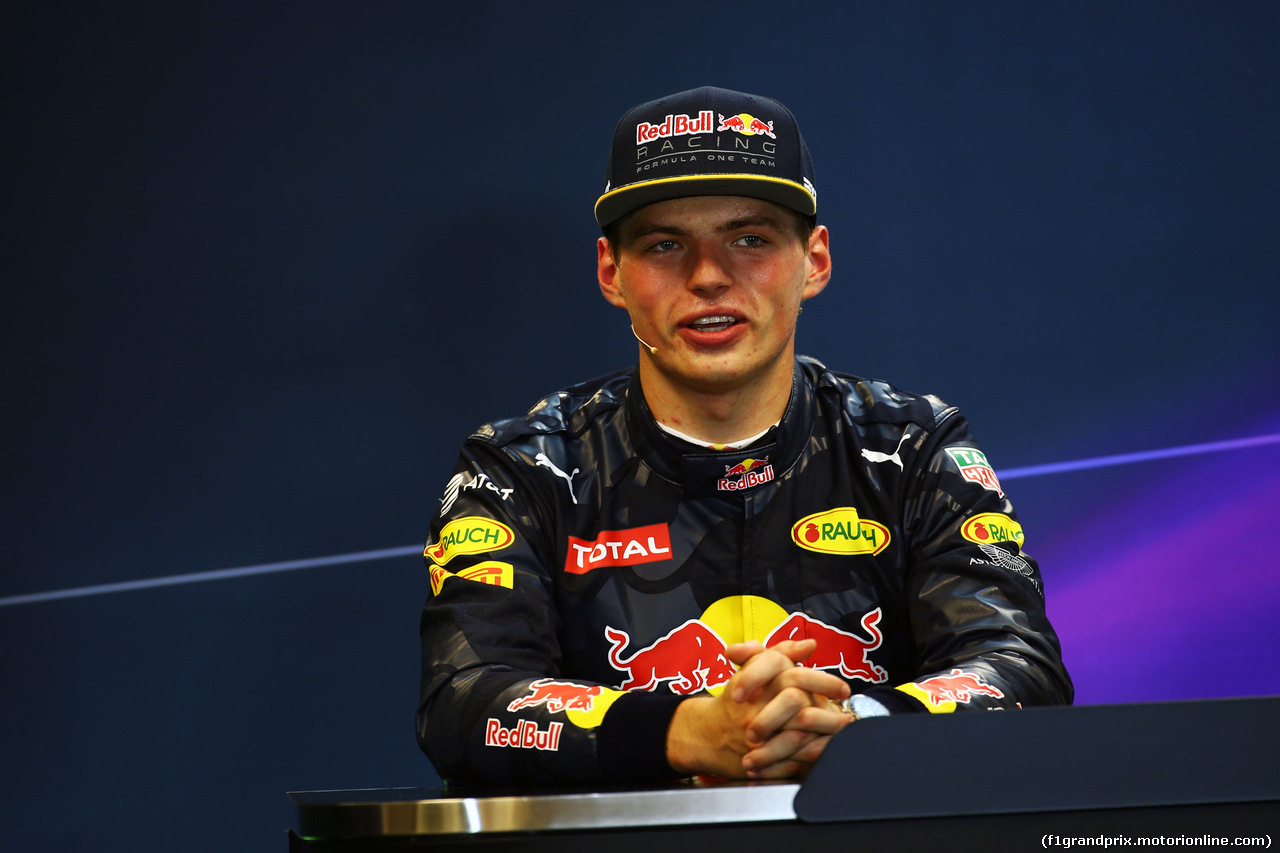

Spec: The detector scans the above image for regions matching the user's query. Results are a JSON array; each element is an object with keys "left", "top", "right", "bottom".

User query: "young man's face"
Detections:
[{"left": 598, "top": 195, "right": 830, "bottom": 397}]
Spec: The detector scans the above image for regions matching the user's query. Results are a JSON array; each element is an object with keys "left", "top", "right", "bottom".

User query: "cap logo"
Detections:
[
  {"left": 636, "top": 111, "right": 715, "bottom": 145},
  {"left": 717, "top": 113, "right": 776, "bottom": 139}
]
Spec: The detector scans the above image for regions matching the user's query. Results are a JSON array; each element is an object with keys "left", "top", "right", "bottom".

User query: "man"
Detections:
[{"left": 417, "top": 86, "right": 1072, "bottom": 784}]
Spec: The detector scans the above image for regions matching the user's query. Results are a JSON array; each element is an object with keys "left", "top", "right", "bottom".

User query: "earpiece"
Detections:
[{"left": 631, "top": 325, "right": 658, "bottom": 354}]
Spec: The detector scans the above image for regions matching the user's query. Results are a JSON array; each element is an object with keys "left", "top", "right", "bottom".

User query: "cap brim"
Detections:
[{"left": 595, "top": 174, "right": 816, "bottom": 228}]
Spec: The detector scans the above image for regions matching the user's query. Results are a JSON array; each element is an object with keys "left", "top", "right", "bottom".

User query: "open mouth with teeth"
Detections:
[{"left": 685, "top": 315, "right": 742, "bottom": 333}]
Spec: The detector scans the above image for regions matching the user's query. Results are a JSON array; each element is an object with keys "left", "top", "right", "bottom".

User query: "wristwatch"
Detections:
[{"left": 838, "top": 693, "right": 891, "bottom": 720}]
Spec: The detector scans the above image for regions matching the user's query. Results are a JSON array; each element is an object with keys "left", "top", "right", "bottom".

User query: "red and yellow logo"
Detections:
[
  {"left": 429, "top": 560, "right": 514, "bottom": 596},
  {"left": 424, "top": 517, "right": 514, "bottom": 565},
  {"left": 791, "top": 508, "right": 890, "bottom": 556},
  {"left": 960, "top": 513, "right": 1025, "bottom": 549}
]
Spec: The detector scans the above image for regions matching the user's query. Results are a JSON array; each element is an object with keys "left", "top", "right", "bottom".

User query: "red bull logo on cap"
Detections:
[
  {"left": 792, "top": 508, "right": 891, "bottom": 556},
  {"left": 636, "top": 110, "right": 716, "bottom": 145},
  {"left": 717, "top": 112, "right": 776, "bottom": 139},
  {"left": 605, "top": 620, "right": 736, "bottom": 695},
  {"left": 718, "top": 456, "right": 774, "bottom": 492},
  {"left": 765, "top": 609, "right": 888, "bottom": 683},
  {"left": 507, "top": 679, "right": 604, "bottom": 713}
]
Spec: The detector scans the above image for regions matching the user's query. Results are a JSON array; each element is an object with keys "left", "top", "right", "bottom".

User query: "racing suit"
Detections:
[{"left": 417, "top": 356, "right": 1073, "bottom": 784}]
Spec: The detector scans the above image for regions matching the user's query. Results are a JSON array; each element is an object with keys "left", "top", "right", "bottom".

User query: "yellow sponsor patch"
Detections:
[
  {"left": 791, "top": 507, "right": 890, "bottom": 556},
  {"left": 424, "top": 517, "right": 514, "bottom": 565},
  {"left": 428, "top": 560, "right": 514, "bottom": 596},
  {"left": 566, "top": 688, "right": 626, "bottom": 729},
  {"left": 896, "top": 682, "right": 956, "bottom": 714},
  {"left": 960, "top": 513, "right": 1025, "bottom": 550}
]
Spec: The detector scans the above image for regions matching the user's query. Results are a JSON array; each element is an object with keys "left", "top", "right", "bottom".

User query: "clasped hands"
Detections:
[{"left": 665, "top": 638, "right": 855, "bottom": 780}]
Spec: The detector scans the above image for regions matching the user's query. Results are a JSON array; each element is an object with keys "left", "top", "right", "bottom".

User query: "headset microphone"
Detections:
[{"left": 631, "top": 325, "right": 658, "bottom": 354}]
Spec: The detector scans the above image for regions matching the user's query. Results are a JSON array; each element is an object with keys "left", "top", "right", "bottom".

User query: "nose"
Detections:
[{"left": 685, "top": 243, "right": 731, "bottom": 298}]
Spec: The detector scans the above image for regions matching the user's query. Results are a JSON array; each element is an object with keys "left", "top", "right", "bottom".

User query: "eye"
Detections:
[
  {"left": 647, "top": 239, "right": 679, "bottom": 254},
  {"left": 733, "top": 234, "right": 768, "bottom": 248}
]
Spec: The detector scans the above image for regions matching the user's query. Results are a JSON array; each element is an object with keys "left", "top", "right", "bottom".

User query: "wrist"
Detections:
[{"left": 664, "top": 695, "right": 707, "bottom": 775}]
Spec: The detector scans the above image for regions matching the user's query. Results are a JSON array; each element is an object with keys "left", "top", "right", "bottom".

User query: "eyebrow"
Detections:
[{"left": 622, "top": 214, "right": 789, "bottom": 244}]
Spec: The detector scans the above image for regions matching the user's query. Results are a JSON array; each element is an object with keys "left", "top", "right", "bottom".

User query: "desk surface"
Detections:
[
  {"left": 289, "top": 698, "right": 1280, "bottom": 848},
  {"left": 290, "top": 779, "right": 799, "bottom": 838}
]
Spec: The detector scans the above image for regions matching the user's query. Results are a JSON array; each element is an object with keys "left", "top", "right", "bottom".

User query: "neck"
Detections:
[{"left": 637, "top": 353, "right": 794, "bottom": 445}]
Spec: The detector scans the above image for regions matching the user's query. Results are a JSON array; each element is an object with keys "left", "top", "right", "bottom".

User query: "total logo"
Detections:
[
  {"left": 603, "top": 596, "right": 888, "bottom": 697},
  {"left": 718, "top": 456, "right": 774, "bottom": 492},
  {"left": 792, "top": 507, "right": 891, "bottom": 556},
  {"left": 718, "top": 112, "right": 776, "bottom": 138},
  {"left": 565, "top": 523, "right": 672, "bottom": 574}
]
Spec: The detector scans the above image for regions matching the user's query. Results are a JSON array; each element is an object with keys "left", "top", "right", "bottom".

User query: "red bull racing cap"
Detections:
[{"left": 595, "top": 86, "right": 817, "bottom": 228}]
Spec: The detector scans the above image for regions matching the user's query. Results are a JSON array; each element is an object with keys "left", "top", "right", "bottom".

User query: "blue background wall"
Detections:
[{"left": 4, "top": 2, "right": 1278, "bottom": 849}]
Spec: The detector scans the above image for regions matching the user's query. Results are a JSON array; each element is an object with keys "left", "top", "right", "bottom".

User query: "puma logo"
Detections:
[
  {"left": 860, "top": 432, "right": 912, "bottom": 471},
  {"left": 535, "top": 453, "right": 580, "bottom": 505}
]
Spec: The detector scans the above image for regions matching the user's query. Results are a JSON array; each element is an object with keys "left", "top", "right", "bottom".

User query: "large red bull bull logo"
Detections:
[
  {"left": 507, "top": 679, "right": 603, "bottom": 713},
  {"left": 718, "top": 456, "right": 774, "bottom": 492},
  {"left": 764, "top": 609, "right": 888, "bottom": 683},
  {"left": 605, "top": 620, "right": 736, "bottom": 694},
  {"left": 636, "top": 110, "right": 716, "bottom": 144},
  {"left": 717, "top": 112, "right": 776, "bottom": 138},
  {"left": 791, "top": 507, "right": 891, "bottom": 556},
  {"left": 913, "top": 668, "right": 1004, "bottom": 706},
  {"left": 565, "top": 523, "right": 672, "bottom": 574},
  {"left": 945, "top": 447, "right": 1005, "bottom": 497},
  {"left": 604, "top": 600, "right": 890, "bottom": 696}
]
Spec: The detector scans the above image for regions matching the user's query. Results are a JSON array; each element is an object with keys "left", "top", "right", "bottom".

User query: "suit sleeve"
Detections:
[
  {"left": 888, "top": 411, "right": 1074, "bottom": 714},
  {"left": 416, "top": 438, "right": 682, "bottom": 784}
]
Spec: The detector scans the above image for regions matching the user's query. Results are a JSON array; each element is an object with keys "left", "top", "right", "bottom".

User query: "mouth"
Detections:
[{"left": 682, "top": 314, "right": 744, "bottom": 333}]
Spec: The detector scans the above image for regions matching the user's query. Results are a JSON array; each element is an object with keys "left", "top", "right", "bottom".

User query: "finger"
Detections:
[
  {"left": 745, "top": 685, "right": 816, "bottom": 743},
  {"left": 786, "top": 733, "right": 832, "bottom": 766},
  {"left": 724, "top": 640, "right": 766, "bottom": 665},
  {"left": 743, "top": 733, "right": 833, "bottom": 776},
  {"left": 764, "top": 638, "right": 818, "bottom": 663},
  {"left": 728, "top": 647, "right": 810, "bottom": 703},
  {"left": 741, "top": 728, "right": 816, "bottom": 771},
  {"left": 773, "top": 666, "right": 851, "bottom": 701},
  {"left": 774, "top": 702, "right": 853, "bottom": 737},
  {"left": 746, "top": 758, "right": 809, "bottom": 780}
]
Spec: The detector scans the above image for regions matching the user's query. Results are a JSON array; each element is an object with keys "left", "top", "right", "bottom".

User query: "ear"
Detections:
[
  {"left": 597, "top": 236, "right": 629, "bottom": 309},
  {"left": 801, "top": 225, "right": 832, "bottom": 301}
]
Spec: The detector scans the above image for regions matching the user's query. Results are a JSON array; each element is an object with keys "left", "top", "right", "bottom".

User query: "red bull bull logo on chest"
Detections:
[
  {"left": 765, "top": 609, "right": 888, "bottom": 683},
  {"left": 604, "top": 620, "right": 735, "bottom": 695}
]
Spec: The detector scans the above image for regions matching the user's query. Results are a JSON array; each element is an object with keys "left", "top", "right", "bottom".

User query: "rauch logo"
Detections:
[{"left": 791, "top": 507, "right": 891, "bottom": 556}]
